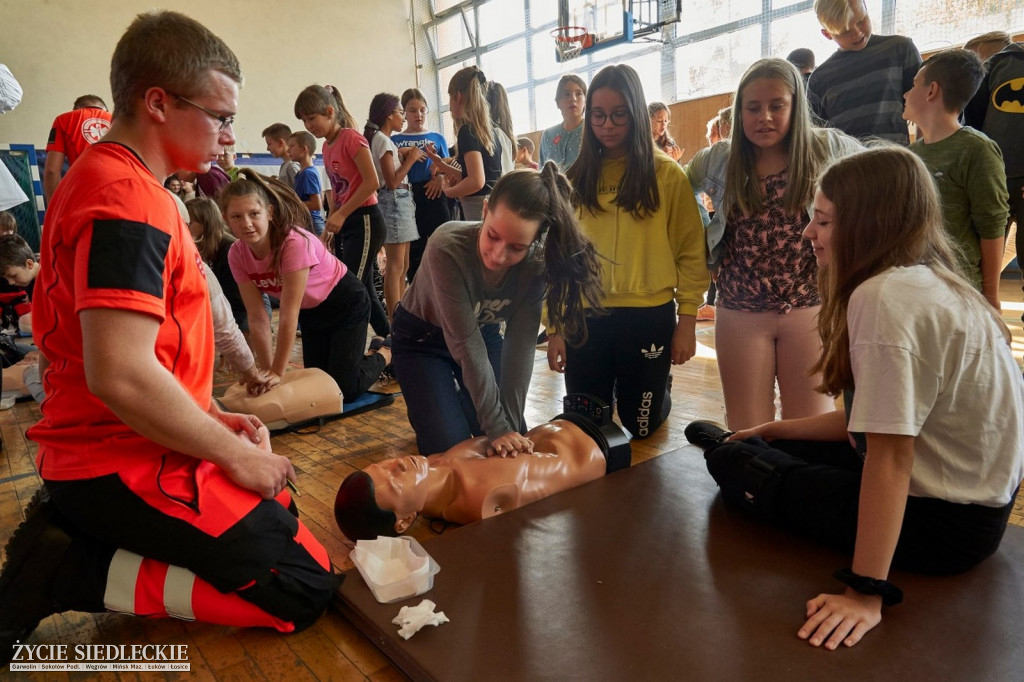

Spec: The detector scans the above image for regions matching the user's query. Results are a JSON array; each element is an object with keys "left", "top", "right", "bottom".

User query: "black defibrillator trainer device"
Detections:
[{"left": 556, "top": 394, "right": 631, "bottom": 473}]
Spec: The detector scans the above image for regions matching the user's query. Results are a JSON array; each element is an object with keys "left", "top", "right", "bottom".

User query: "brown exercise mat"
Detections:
[{"left": 336, "top": 446, "right": 1024, "bottom": 682}]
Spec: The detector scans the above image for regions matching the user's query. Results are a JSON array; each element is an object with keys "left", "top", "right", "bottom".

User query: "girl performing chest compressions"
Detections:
[
  {"left": 687, "top": 146, "right": 1024, "bottom": 650},
  {"left": 222, "top": 170, "right": 388, "bottom": 401},
  {"left": 392, "top": 164, "right": 603, "bottom": 456}
]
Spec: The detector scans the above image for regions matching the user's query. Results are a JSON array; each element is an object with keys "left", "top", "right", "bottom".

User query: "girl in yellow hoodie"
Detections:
[{"left": 547, "top": 65, "right": 708, "bottom": 439}]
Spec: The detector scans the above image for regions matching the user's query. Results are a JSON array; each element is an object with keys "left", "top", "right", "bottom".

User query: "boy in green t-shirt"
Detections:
[{"left": 903, "top": 48, "right": 1009, "bottom": 310}]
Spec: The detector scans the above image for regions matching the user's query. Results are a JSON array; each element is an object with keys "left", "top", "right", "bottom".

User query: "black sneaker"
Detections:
[
  {"left": 377, "top": 363, "right": 397, "bottom": 388},
  {"left": 368, "top": 335, "right": 392, "bottom": 353},
  {"left": 684, "top": 420, "right": 732, "bottom": 450},
  {"left": 0, "top": 487, "right": 71, "bottom": 667}
]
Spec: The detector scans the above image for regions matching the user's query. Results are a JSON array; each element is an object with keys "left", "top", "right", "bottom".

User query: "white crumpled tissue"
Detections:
[{"left": 392, "top": 599, "right": 449, "bottom": 640}]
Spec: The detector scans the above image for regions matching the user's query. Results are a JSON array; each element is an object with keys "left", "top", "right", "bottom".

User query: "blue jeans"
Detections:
[{"left": 391, "top": 305, "right": 503, "bottom": 455}]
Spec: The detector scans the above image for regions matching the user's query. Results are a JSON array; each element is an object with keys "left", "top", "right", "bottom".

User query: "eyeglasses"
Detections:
[
  {"left": 590, "top": 109, "right": 631, "bottom": 127},
  {"left": 393, "top": 109, "right": 406, "bottom": 117},
  {"left": 170, "top": 93, "right": 235, "bottom": 132}
]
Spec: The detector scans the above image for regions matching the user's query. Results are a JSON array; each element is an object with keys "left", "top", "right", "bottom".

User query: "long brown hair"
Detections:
[
  {"left": 448, "top": 66, "right": 493, "bottom": 154},
  {"left": 218, "top": 169, "right": 314, "bottom": 277},
  {"left": 726, "top": 58, "right": 825, "bottom": 218},
  {"left": 647, "top": 101, "right": 676, "bottom": 151},
  {"left": 568, "top": 64, "right": 658, "bottom": 221},
  {"left": 487, "top": 163, "right": 604, "bottom": 344},
  {"left": 811, "top": 147, "right": 1005, "bottom": 395},
  {"left": 185, "top": 197, "right": 234, "bottom": 263},
  {"left": 486, "top": 81, "right": 515, "bottom": 149}
]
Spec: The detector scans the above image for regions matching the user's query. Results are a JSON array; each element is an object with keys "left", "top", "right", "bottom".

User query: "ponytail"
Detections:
[
  {"left": 448, "top": 66, "right": 493, "bottom": 154},
  {"left": 294, "top": 84, "right": 356, "bottom": 129},
  {"left": 486, "top": 81, "right": 515, "bottom": 150},
  {"left": 487, "top": 163, "right": 604, "bottom": 344},
  {"left": 219, "top": 169, "right": 314, "bottom": 277},
  {"left": 365, "top": 92, "right": 399, "bottom": 144}
]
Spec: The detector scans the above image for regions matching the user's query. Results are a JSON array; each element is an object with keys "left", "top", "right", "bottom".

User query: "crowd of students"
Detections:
[{"left": 0, "top": 0, "right": 1021, "bottom": 664}]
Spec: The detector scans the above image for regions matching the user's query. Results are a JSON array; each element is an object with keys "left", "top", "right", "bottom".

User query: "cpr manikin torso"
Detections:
[
  {"left": 219, "top": 368, "right": 342, "bottom": 430},
  {"left": 372, "top": 420, "right": 606, "bottom": 529}
]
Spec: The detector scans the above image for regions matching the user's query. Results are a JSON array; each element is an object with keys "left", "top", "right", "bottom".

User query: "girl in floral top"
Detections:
[{"left": 686, "top": 58, "right": 860, "bottom": 430}]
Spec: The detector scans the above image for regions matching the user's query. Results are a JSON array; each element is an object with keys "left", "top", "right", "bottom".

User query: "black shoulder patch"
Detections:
[
  {"left": 87, "top": 219, "right": 170, "bottom": 298},
  {"left": 47, "top": 127, "right": 57, "bottom": 145}
]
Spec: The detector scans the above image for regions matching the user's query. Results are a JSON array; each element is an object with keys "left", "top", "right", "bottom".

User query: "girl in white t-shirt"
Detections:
[
  {"left": 364, "top": 92, "right": 425, "bottom": 324},
  {"left": 221, "top": 170, "right": 389, "bottom": 401},
  {"left": 687, "top": 146, "right": 1023, "bottom": 650}
]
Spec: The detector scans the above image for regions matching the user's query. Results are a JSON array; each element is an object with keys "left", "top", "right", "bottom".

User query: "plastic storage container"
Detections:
[{"left": 350, "top": 536, "right": 441, "bottom": 604}]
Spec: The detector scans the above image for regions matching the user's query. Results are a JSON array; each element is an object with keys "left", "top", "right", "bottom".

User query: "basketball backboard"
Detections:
[{"left": 555, "top": 0, "right": 681, "bottom": 62}]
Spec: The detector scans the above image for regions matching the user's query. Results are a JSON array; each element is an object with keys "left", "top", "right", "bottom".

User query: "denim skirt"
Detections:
[{"left": 377, "top": 186, "right": 419, "bottom": 244}]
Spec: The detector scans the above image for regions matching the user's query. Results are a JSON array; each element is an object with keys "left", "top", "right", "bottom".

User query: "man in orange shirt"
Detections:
[
  {"left": 0, "top": 11, "right": 338, "bottom": 665},
  {"left": 42, "top": 95, "right": 112, "bottom": 202}
]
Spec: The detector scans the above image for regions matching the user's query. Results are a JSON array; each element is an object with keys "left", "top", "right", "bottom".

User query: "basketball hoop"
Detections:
[{"left": 551, "top": 26, "right": 591, "bottom": 62}]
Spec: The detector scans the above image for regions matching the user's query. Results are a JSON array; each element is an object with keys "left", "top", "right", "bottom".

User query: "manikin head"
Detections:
[{"left": 335, "top": 465, "right": 415, "bottom": 541}]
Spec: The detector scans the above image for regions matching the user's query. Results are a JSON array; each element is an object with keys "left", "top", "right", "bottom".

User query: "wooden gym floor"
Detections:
[{"left": 2, "top": 278, "right": 1022, "bottom": 681}]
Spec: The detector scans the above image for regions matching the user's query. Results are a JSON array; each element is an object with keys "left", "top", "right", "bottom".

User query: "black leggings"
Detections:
[
  {"left": 564, "top": 302, "right": 675, "bottom": 439},
  {"left": 335, "top": 205, "right": 389, "bottom": 336},
  {"left": 299, "top": 270, "right": 385, "bottom": 401},
  {"left": 407, "top": 181, "right": 451, "bottom": 281},
  {"left": 704, "top": 437, "right": 1016, "bottom": 575}
]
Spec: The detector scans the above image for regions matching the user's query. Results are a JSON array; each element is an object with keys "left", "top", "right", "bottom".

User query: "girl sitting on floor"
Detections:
[
  {"left": 186, "top": 197, "right": 246, "bottom": 329},
  {"left": 222, "top": 170, "right": 388, "bottom": 400},
  {"left": 686, "top": 146, "right": 1024, "bottom": 651}
]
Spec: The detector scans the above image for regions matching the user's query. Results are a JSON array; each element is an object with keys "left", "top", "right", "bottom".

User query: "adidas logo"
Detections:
[{"left": 641, "top": 344, "right": 664, "bottom": 359}]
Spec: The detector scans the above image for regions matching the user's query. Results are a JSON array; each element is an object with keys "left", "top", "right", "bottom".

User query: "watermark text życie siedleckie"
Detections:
[{"left": 8, "top": 642, "right": 190, "bottom": 671}]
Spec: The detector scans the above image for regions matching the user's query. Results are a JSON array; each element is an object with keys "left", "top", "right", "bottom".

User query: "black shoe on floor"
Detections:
[
  {"left": 0, "top": 487, "right": 72, "bottom": 666},
  {"left": 684, "top": 420, "right": 732, "bottom": 450},
  {"left": 368, "top": 335, "right": 392, "bottom": 352}
]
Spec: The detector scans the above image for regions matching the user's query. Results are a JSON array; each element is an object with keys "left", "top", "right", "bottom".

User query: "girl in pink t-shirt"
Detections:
[
  {"left": 222, "top": 170, "right": 389, "bottom": 401},
  {"left": 294, "top": 84, "right": 389, "bottom": 337}
]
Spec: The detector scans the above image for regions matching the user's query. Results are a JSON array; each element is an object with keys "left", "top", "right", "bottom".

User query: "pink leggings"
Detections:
[{"left": 714, "top": 305, "right": 835, "bottom": 430}]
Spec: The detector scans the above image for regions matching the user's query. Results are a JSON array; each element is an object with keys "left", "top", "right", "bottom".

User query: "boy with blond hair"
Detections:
[
  {"left": 217, "top": 144, "right": 239, "bottom": 180},
  {"left": 807, "top": 0, "right": 921, "bottom": 144},
  {"left": 903, "top": 48, "right": 1009, "bottom": 310}
]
